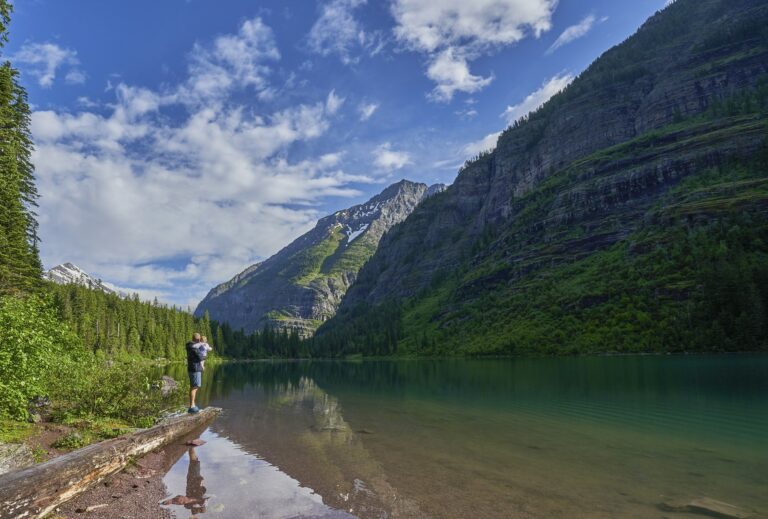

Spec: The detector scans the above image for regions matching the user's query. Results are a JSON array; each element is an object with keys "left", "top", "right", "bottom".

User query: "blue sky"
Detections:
[{"left": 8, "top": 0, "right": 670, "bottom": 307}]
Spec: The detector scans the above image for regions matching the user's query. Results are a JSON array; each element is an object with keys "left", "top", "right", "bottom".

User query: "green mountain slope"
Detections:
[
  {"left": 314, "top": 0, "right": 768, "bottom": 356},
  {"left": 195, "top": 180, "right": 444, "bottom": 336}
]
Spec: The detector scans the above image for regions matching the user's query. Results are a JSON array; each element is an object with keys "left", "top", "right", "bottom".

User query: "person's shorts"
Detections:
[{"left": 188, "top": 371, "right": 202, "bottom": 388}]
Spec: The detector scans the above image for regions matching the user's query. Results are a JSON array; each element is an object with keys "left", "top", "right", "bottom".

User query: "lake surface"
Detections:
[{"left": 160, "top": 356, "right": 768, "bottom": 518}]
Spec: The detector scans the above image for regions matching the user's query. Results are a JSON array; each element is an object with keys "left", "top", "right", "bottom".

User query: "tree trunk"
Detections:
[{"left": 0, "top": 407, "right": 221, "bottom": 519}]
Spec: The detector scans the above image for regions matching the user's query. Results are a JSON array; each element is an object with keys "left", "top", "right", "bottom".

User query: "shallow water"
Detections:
[{"left": 161, "top": 356, "right": 768, "bottom": 518}]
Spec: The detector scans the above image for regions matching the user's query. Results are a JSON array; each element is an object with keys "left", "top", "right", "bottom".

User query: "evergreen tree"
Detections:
[{"left": 0, "top": 0, "right": 42, "bottom": 294}]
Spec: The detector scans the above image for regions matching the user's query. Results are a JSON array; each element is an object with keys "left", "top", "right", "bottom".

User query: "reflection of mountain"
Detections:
[{"left": 208, "top": 374, "right": 426, "bottom": 518}]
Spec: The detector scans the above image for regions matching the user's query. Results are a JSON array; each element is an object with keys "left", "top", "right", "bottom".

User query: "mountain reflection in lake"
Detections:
[{"left": 161, "top": 357, "right": 768, "bottom": 518}]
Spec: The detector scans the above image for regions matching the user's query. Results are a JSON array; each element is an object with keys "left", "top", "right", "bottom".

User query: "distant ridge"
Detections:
[{"left": 195, "top": 180, "right": 444, "bottom": 336}]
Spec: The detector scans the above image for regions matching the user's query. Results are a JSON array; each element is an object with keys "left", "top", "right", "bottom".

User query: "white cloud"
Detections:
[
  {"left": 179, "top": 17, "right": 280, "bottom": 103},
  {"left": 358, "top": 102, "right": 378, "bottom": 121},
  {"left": 391, "top": 0, "right": 557, "bottom": 100},
  {"left": 502, "top": 73, "right": 573, "bottom": 124},
  {"left": 426, "top": 48, "right": 493, "bottom": 102},
  {"left": 373, "top": 143, "right": 411, "bottom": 171},
  {"left": 463, "top": 131, "right": 500, "bottom": 157},
  {"left": 12, "top": 42, "right": 85, "bottom": 88},
  {"left": 546, "top": 14, "right": 605, "bottom": 54},
  {"left": 325, "top": 89, "right": 345, "bottom": 114},
  {"left": 307, "top": 0, "right": 385, "bottom": 64},
  {"left": 33, "top": 18, "right": 369, "bottom": 306}
]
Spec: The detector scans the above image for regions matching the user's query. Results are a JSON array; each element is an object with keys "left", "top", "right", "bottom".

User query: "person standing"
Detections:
[{"left": 186, "top": 332, "right": 206, "bottom": 413}]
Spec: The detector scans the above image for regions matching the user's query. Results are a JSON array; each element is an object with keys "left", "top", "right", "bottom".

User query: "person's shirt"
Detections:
[{"left": 186, "top": 341, "right": 205, "bottom": 372}]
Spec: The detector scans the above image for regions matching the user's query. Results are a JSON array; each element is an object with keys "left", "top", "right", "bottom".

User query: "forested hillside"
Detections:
[
  {"left": 312, "top": 0, "right": 768, "bottom": 356},
  {"left": 50, "top": 282, "right": 306, "bottom": 360}
]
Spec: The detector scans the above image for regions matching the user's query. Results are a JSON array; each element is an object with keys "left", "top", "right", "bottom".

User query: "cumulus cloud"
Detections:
[
  {"left": 501, "top": 73, "right": 573, "bottom": 124},
  {"left": 373, "top": 143, "right": 411, "bottom": 171},
  {"left": 12, "top": 42, "right": 85, "bottom": 88},
  {"left": 358, "top": 102, "right": 378, "bottom": 121},
  {"left": 307, "top": 0, "right": 385, "bottom": 64},
  {"left": 32, "top": 18, "right": 365, "bottom": 306},
  {"left": 426, "top": 48, "right": 493, "bottom": 102},
  {"left": 546, "top": 14, "right": 605, "bottom": 54},
  {"left": 391, "top": 0, "right": 557, "bottom": 101},
  {"left": 180, "top": 17, "right": 280, "bottom": 104}
]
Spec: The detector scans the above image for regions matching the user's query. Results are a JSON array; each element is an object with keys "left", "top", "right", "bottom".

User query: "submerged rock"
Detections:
[{"left": 658, "top": 497, "right": 753, "bottom": 518}]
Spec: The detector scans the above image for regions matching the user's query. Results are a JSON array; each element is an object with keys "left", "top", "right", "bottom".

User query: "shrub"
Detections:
[{"left": 0, "top": 295, "right": 82, "bottom": 420}]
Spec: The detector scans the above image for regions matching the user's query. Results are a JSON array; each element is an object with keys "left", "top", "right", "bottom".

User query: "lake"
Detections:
[{"left": 159, "top": 356, "right": 768, "bottom": 518}]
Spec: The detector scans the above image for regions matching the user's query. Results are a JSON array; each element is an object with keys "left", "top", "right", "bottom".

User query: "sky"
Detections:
[{"left": 7, "top": 0, "right": 672, "bottom": 308}]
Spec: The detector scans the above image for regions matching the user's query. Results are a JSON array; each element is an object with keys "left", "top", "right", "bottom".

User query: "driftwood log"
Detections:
[{"left": 0, "top": 407, "right": 221, "bottom": 519}]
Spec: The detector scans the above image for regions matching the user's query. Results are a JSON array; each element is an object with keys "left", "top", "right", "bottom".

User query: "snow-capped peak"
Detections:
[{"left": 43, "top": 263, "right": 115, "bottom": 294}]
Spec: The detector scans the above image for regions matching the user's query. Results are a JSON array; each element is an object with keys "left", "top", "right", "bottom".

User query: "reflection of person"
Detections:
[
  {"left": 186, "top": 333, "right": 206, "bottom": 413},
  {"left": 185, "top": 447, "right": 207, "bottom": 514}
]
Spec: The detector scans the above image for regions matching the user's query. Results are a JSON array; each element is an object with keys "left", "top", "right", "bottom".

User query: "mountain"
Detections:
[
  {"left": 43, "top": 263, "right": 115, "bottom": 294},
  {"left": 315, "top": 0, "right": 768, "bottom": 355},
  {"left": 195, "top": 180, "right": 444, "bottom": 336}
]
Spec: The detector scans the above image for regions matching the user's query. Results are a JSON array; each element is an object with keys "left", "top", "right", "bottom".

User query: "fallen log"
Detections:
[{"left": 0, "top": 407, "right": 221, "bottom": 519}]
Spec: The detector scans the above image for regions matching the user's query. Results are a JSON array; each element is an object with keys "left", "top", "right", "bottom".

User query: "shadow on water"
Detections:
[{"left": 161, "top": 356, "right": 768, "bottom": 518}]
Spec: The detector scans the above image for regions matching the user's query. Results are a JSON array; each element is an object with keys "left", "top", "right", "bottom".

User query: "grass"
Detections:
[{"left": 0, "top": 419, "right": 37, "bottom": 443}]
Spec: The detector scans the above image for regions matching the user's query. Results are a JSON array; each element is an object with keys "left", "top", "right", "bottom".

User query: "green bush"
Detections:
[
  {"left": 52, "top": 431, "right": 87, "bottom": 450},
  {"left": 0, "top": 295, "right": 82, "bottom": 420},
  {"left": 50, "top": 359, "right": 181, "bottom": 428}
]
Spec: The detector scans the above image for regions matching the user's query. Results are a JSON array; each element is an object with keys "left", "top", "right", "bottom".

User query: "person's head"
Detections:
[
  {"left": 202, "top": 336, "right": 208, "bottom": 343},
  {"left": 193, "top": 332, "right": 201, "bottom": 342}
]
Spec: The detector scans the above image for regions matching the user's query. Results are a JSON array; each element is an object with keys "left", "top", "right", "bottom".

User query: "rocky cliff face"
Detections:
[
  {"left": 195, "top": 180, "right": 440, "bottom": 335},
  {"left": 318, "top": 0, "right": 768, "bottom": 354},
  {"left": 43, "top": 263, "right": 115, "bottom": 294}
]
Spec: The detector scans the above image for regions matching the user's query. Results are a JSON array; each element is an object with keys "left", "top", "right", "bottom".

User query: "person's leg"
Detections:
[{"left": 188, "top": 371, "right": 201, "bottom": 411}]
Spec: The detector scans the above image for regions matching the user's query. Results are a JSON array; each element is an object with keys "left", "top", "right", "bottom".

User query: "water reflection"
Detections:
[
  {"left": 160, "top": 357, "right": 768, "bottom": 518},
  {"left": 161, "top": 429, "right": 356, "bottom": 519},
  {"left": 161, "top": 448, "right": 207, "bottom": 512}
]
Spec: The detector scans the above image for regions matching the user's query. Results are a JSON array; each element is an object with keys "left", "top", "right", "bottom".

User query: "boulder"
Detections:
[
  {"left": 0, "top": 443, "right": 34, "bottom": 476},
  {"left": 159, "top": 375, "right": 178, "bottom": 396}
]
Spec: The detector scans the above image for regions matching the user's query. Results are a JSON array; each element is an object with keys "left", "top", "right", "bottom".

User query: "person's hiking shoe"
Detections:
[{"left": 187, "top": 406, "right": 200, "bottom": 414}]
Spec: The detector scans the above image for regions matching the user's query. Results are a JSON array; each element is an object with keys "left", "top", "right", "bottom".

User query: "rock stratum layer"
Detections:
[
  {"left": 316, "top": 0, "right": 768, "bottom": 355},
  {"left": 195, "top": 180, "right": 444, "bottom": 335}
]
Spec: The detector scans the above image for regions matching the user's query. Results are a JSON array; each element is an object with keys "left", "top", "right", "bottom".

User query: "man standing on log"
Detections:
[{"left": 186, "top": 332, "right": 206, "bottom": 413}]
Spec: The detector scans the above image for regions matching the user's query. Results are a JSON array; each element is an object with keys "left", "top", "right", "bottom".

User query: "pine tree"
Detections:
[{"left": 0, "top": 1, "right": 41, "bottom": 294}]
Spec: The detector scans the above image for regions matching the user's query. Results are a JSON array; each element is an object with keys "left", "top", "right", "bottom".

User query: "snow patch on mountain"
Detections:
[
  {"left": 43, "top": 263, "right": 115, "bottom": 294},
  {"left": 347, "top": 223, "right": 369, "bottom": 243}
]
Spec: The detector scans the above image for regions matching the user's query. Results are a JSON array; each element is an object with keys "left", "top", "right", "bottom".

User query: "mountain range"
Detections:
[
  {"left": 194, "top": 0, "right": 768, "bottom": 355},
  {"left": 312, "top": 0, "right": 768, "bottom": 355},
  {"left": 195, "top": 180, "right": 445, "bottom": 335}
]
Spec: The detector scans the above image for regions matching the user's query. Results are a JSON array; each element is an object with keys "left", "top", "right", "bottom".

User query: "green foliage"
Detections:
[
  {"left": 0, "top": 60, "right": 42, "bottom": 294},
  {"left": 0, "top": 295, "right": 81, "bottom": 419},
  {"left": 49, "top": 358, "right": 181, "bottom": 428},
  {"left": 51, "top": 432, "right": 87, "bottom": 450},
  {"left": 0, "top": 419, "right": 34, "bottom": 443}
]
